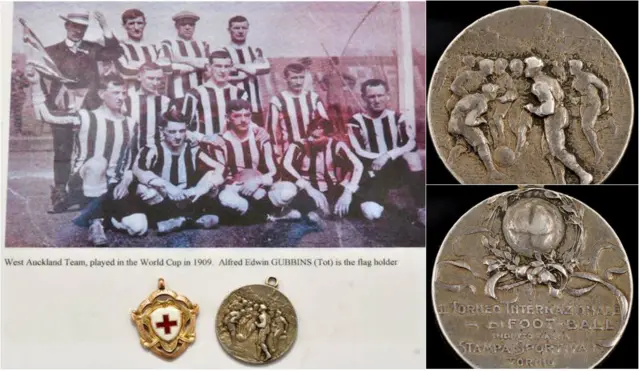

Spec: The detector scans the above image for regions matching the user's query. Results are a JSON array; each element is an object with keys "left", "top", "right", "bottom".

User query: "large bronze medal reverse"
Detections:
[
  {"left": 427, "top": 1, "right": 633, "bottom": 184},
  {"left": 131, "top": 278, "right": 199, "bottom": 360},
  {"left": 215, "top": 277, "right": 298, "bottom": 364},
  {"left": 432, "top": 187, "right": 632, "bottom": 368}
]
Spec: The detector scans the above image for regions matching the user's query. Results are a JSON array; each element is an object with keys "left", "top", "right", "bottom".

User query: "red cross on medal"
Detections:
[
  {"left": 131, "top": 278, "right": 199, "bottom": 360},
  {"left": 155, "top": 314, "right": 178, "bottom": 335}
]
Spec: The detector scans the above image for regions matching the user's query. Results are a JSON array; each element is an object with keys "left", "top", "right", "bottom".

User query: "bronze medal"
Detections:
[{"left": 215, "top": 277, "right": 298, "bottom": 364}]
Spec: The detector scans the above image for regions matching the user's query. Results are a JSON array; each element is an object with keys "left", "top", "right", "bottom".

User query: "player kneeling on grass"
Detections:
[
  {"left": 133, "top": 110, "right": 225, "bottom": 234},
  {"left": 29, "top": 72, "right": 148, "bottom": 246},
  {"left": 281, "top": 117, "right": 364, "bottom": 223},
  {"left": 202, "top": 99, "right": 297, "bottom": 223}
]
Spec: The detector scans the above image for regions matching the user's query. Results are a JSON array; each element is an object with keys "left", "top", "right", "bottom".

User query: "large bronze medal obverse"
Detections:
[
  {"left": 215, "top": 277, "right": 298, "bottom": 364},
  {"left": 431, "top": 187, "right": 632, "bottom": 368},
  {"left": 427, "top": 1, "right": 634, "bottom": 184}
]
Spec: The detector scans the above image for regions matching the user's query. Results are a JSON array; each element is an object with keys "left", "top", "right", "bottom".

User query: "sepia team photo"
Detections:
[{"left": 7, "top": 3, "right": 426, "bottom": 247}]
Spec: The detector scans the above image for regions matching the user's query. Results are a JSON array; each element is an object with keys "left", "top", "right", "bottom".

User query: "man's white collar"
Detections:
[
  {"left": 125, "top": 37, "right": 145, "bottom": 44},
  {"left": 223, "top": 126, "right": 255, "bottom": 142},
  {"left": 204, "top": 80, "right": 231, "bottom": 89},
  {"left": 65, "top": 38, "right": 81, "bottom": 48}
]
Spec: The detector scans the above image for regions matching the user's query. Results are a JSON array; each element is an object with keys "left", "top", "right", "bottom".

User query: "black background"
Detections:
[
  {"left": 426, "top": 185, "right": 639, "bottom": 368},
  {"left": 426, "top": 1, "right": 639, "bottom": 184}
]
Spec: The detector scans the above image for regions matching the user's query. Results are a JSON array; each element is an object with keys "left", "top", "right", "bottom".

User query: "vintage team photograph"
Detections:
[{"left": 5, "top": 2, "right": 426, "bottom": 247}]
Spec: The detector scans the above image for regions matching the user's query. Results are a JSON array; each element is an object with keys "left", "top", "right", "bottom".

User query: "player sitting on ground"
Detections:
[
  {"left": 347, "top": 78, "right": 425, "bottom": 224},
  {"left": 29, "top": 70, "right": 147, "bottom": 246},
  {"left": 281, "top": 117, "right": 363, "bottom": 223},
  {"left": 202, "top": 99, "right": 297, "bottom": 223},
  {"left": 133, "top": 110, "right": 225, "bottom": 234}
]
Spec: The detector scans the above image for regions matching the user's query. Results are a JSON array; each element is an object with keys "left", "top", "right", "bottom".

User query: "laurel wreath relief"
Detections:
[{"left": 434, "top": 188, "right": 629, "bottom": 348}]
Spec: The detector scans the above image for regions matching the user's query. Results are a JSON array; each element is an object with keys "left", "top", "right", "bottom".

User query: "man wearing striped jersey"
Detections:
[
  {"left": 28, "top": 72, "right": 147, "bottom": 246},
  {"left": 123, "top": 62, "right": 172, "bottom": 148},
  {"left": 222, "top": 15, "right": 271, "bottom": 126},
  {"left": 268, "top": 63, "right": 328, "bottom": 157},
  {"left": 203, "top": 99, "right": 296, "bottom": 223},
  {"left": 282, "top": 118, "right": 363, "bottom": 222},
  {"left": 116, "top": 9, "right": 171, "bottom": 94},
  {"left": 134, "top": 110, "right": 225, "bottom": 234},
  {"left": 347, "top": 79, "right": 425, "bottom": 223},
  {"left": 161, "top": 11, "right": 210, "bottom": 100},
  {"left": 181, "top": 50, "right": 249, "bottom": 137}
]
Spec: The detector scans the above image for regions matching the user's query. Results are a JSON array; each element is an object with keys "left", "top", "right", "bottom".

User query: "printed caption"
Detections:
[{"left": 4, "top": 257, "right": 398, "bottom": 268}]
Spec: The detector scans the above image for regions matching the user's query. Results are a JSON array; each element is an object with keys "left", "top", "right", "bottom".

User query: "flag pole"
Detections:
[{"left": 396, "top": 2, "right": 415, "bottom": 126}]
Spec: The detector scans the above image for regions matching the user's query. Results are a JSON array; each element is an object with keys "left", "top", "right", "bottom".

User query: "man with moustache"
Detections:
[
  {"left": 43, "top": 9, "right": 123, "bottom": 213},
  {"left": 116, "top": 8, "right": 171, "bottom": 94},
  {"left": 161, "top": 11, "right": 210, "bottom": 101},
  {"left": 222, "top": 15, "right": 271, "bottom": 126},
  {"left": 267, "top": 63, "right": 328, "bottom": 157}
]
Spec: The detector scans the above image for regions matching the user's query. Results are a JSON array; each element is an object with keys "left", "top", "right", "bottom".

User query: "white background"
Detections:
[{"left": 1, "top": 248, "right": 426, "bottom": 368}]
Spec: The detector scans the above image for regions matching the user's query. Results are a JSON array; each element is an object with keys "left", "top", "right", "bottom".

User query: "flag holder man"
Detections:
[{"left": 38, "top": 9, "right": 123, "bottom": 213}]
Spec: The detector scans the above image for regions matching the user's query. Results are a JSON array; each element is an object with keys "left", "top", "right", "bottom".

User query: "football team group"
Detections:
[{"left": 23, "top": 7, "right": 426, "bottom": 246}]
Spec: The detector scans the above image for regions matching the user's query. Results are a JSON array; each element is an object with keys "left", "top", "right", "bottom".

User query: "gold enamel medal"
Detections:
[
  {"left": 131, "top": 278, "right": 199, "bottom": 360},
  {"left": 215, "top": 277, "right": 298, "bottom": 364}
]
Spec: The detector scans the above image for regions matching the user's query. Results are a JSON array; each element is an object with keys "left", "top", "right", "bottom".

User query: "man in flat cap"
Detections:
[
  {"left": 42, "top": 9, "right": 123, "bottom": 213},
  {"left": 161, "top": 11, "right": 210, "bottom": 102}
]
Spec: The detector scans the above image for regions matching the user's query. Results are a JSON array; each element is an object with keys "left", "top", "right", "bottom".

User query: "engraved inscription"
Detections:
[
  {"left": 432, "top": 187, "right": 632, "bottom": 368},
  {"left": 458, "top": 341, "right": 589, "bottom": 355},
  {"left": 508, "top": 357, "right": 556, "bottom": 368},
  {"left": 444, "top": 301, "right": 621, "bottom": 316}
]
